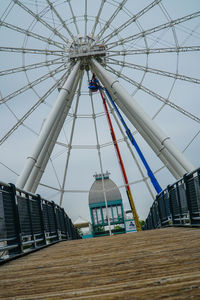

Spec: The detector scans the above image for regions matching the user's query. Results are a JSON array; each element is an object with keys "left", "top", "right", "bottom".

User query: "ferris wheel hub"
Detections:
[{"left": 67, "top": 35, "right": 106, "bottom": 67}]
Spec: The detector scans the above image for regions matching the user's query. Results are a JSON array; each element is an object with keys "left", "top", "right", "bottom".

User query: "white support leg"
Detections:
[
  {"left": 16, "top": 61, "right": 80, "bottom": 190},
  {"left": 90, "top": 58, "right": 194, "bottom": 179},
  {"left": 118, "top": 101, "right": 182, "bottom": 179},
  {"left": 24, "top": 70, "right": 81, "bottom": 193},
  {"left": 59, "top": 72, "right": 83, "bottom": 206}
]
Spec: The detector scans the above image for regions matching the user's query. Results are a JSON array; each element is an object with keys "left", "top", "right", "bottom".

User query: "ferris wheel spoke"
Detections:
[
  {"left": 107, "top": 65, "right": 200, "bottom": 124},
  {"left": 14, "top": 0, "right": 68, "bottom": 44},
  {"left": 108, "top": 58, "right": 200, "bottom": 85},
  {"left": 0, "top": 0, "right": 15, "bottom": 22},
  {"left": 89, "top": 77, "right": 111, "bottom": 226},
  {"left": 0, "top": 21, "right": 65, "bottom": 49},
  {"left": 151, "top": 78, "right": 176, "bottom": 120},
  {"left": 179, "top": 22, "right": 200, "bottom": 46},
  {"left": 0, "top": 71, "right": 68, "bottom": 145},
  {"left": 103, "top": 0, "right": 161, "bottom": 44},
  {"left": 3, "top": 102, "right": 39, "bottom": 139},
  {"left": 0, "top": 161, "right": 19, "bottom": 177},
  {"left": 105, "top": 97, "right": 155, "bottom": 199},
  {"left": 0, "top": 57, "right": 63, "bottom": 77},
  {"left": 44, "top": 149, "right": 63, "bottom": 192},
  {"left": 88, "top": 73, "right": 104, "bottom": 159},
  {"left": 59, "top": 73, "right": 83, "bottom": 205},
  {"left": 67, "top": 0, "right": 80, "bottom": 35},
  {"left": 183, "top": 129, "right": 200, "bottom": 152},
  {"left": 90, "top": 0, "right": 106, "bottom": 38},
  {"left": 0, "top": 46, "right": 64, "bottom": 56},
  {"left": 46, "top": 0, "right": 75, "bottom": 40},
  {"left": 84, "top": 0, "right": 88, "bottom": 37},
  {"left": 49, "top": 157, "right": 62, "bottom": 190},
  {"left": 38, "top": 154, "right": 63, "bottom": 193},
  {"left": 158, "top": 2, "right": 179, "bottom": 48},
  {"left": 95, "top": 0, "right": 128, "bottom": 43},
  {"left": 107, "top": 45, "right": 200, "bottom": 56},
  {"left": 38, "top": 183, "right": 62, "bottom": 193},
  {"left": 0, "top": 63, "right": 66, "bottom": 104},
  {"left": 107, "top": 10, "right": 200, "bottom": 49}
]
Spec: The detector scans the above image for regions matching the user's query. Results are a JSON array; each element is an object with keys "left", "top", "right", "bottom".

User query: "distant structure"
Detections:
[
  {"left": 74, "top": 216, "right": 93, "bottom": 239},
  {"left": 88, "top": 172, "right": 127, "bottom": 237}
]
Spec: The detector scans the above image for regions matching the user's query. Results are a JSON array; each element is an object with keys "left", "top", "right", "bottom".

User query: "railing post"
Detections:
[
  {"left": 183, "top": 173, "right": 192, "bottom": 225},
  {"left": 167, "top": 185, "right": 175, "bottom": 226},
  {"left": 164, "top": 191, "right": 171, "bottom": 226},
  {"left": 62, "top": 208, "right": 69, "bottom": 240},
  {"left": 177, "top": 181, "right": 188, "bottom": 225},
  {"left": 176, "top": 183, "right": 183, "bottom": 224},
  {"left": 26, "top": 193, "right": 35, "bottom": 248},
  {"left": 150, "top": 207, "right": 155, "bottom": 229},
  {"left": 155, "top": 199, "right": 161, "bottom": 228},
  {"left": 45, "top": 201, "right": 51, "bottom": 237},
  {"left": 36, "top": 194, "right": 47, "bottom": 245},
  {"left": 8, "top": 183, "right": 23, "bottom": 255},
  {"left": 52, "top": 201, "right": 60, "bottom": 241},
  {"left": 156, "top": 195, "right": 162, "bottom": 228},
  {"left": 153, "top": 201, "right": 159, "bottom": 228},
  {"left": 66, "top": 217, "right": 73, "bottom": 240},
  {"left": 147, "top": 213, "right": 152, "bottom": 230}
]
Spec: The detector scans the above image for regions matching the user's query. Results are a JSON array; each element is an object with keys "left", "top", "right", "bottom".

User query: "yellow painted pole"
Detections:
[{"left": 127, "top": 190, "right": 141, "bottom": 231}]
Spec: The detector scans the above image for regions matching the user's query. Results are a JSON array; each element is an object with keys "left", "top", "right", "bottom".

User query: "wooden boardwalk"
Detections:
[{"left": 0, "top": 227, "right": 200, "bottom": 299}]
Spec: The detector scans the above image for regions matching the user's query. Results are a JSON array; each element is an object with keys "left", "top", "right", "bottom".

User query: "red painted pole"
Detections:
[{"left": 99, "top": 89, "right": 141, "bottom": 231}]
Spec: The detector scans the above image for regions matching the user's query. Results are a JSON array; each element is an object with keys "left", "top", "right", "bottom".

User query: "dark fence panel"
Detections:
[
  {"left": 0, "top": 182, "right": 81, "bottom": 263},
  {"left": 144, "top": 167, "right": 200, "bottom": 230}
]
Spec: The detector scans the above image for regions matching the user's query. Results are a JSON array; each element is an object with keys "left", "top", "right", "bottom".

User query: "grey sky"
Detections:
[{"left": 0, "top": 0, "right": 200, "bottom": 222}]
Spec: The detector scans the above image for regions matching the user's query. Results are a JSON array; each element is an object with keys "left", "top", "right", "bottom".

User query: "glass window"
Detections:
[
  {"left": 112, "top": 206, "right": 118, "bottom": 222},
  {"left": 102, "top": 207, "right": 107, "bottom": 223},
  {"left": 117, "top": 205, "right": 122, "bottom": 218},
  {"left": 92, "top": 209, "right": 97, "bottom": 224},
  {"left": 97, "top": 208, "right": 102, "bottom": 224}
]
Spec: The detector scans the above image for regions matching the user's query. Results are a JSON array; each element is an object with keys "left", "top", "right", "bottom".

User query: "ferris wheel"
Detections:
[{"left": 0, "top": 0, "right": 200, "bottom": 221}]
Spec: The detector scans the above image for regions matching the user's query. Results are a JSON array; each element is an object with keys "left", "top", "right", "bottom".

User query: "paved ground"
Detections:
[{"left": 0, "top": 227, "right": 200, "bottom": 299}]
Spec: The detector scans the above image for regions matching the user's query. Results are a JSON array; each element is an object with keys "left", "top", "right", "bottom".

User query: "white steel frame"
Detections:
[
  {"left": 17, "top": 56, "right": 194, "bottom": 190},
  {"left": 0, "top": 0, "right": 199, "bottom": 213}
]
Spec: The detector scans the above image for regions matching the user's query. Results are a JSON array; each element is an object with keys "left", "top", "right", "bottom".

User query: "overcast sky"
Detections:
[{"left": 0, "top": 0, "right": 200, "bottom": 222}]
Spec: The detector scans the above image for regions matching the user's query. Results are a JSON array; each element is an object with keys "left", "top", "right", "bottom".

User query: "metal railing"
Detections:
[
  {"left": 143, "top": 167, "right": 200, "bottom": 230},
  {"left": 0, "top": 182, "right": 81, "bottom": 263}
]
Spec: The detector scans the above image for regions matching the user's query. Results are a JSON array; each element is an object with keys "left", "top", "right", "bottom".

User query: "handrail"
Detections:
[
  {"left": 0, "top": 182, "right": 81, "bottom": 263},
  {"left": 143, "top": 167, "right": 200, "bottom": 230},
  {"left": 0, "top": 181, "right": 10, "bottom": 187}
]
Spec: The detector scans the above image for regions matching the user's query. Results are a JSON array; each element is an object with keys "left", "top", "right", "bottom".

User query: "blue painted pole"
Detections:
[{"left": 104, "top": 89, "right": 162, "bottom": 194}]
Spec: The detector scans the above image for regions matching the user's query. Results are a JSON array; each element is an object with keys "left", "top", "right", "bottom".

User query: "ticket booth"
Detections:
[{"left": 89, "top": 172, "right": 125, "bottom": 236}]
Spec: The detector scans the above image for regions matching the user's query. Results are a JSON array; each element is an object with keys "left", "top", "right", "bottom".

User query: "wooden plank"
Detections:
[{"left": 0, "top": 227, "right": 200, "bottom": 299}]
